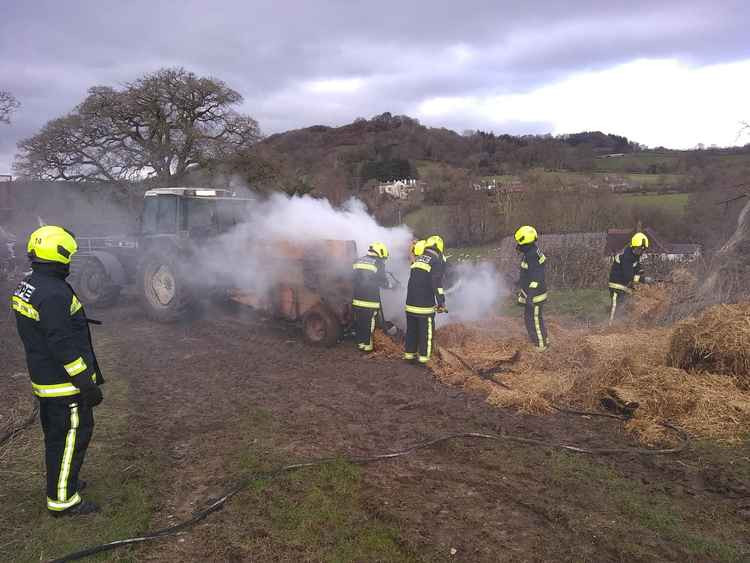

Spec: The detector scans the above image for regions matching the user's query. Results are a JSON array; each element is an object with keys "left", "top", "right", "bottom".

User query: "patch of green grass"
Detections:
[
  {"left": 261, "top": 461, "right": 413, "bottom": 562},
  {"left": 544, "top": 289, "right": 611, "bottom": 322},
  {"left": 209, "top": 443, "right": 419, "bottom": 562},
  {"left": 194, "top": 410, "right": 419, "bottom": 562},
  {"left": 539, "top": 451, "right": 749, "bottom": 562},
  {"left": 497, "top": 288, "right": 611, "bottom": 323},
  {"left": 447, "top": 243, "right": 502, "bottom": 262},
  {"left": 593, "top": 152, "right": 683, "bottom": 173},
  {"left": 1, "top": 377, "right": 156, "bottom": 562},
  {"left": 619, "top": 192, "right": 689, "bottom": 216},
  {"left": 688, "top": 439, "right": 750, "bottom": 482}
]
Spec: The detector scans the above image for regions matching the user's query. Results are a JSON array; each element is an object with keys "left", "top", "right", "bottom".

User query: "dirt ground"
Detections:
[{"left": 1, "top": 293, "right": 749, "bottom": 562}]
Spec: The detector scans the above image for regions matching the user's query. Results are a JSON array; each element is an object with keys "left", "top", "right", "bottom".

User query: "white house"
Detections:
[{"left": 378, "top": 179, "right": 420, "bottom": 200}]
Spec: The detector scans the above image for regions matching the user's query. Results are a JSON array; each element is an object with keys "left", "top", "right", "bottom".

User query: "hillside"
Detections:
[
  {"left": 241, "top": 114, "right": 653, "bottom": 199},
  {"left": 240, "top": 113, "right": 750, "bottom": 204}
]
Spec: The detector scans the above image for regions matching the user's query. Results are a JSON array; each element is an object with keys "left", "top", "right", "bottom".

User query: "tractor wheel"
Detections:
[
  {"left": 137, "top": 252, "right": 194, "bottom": 322},
  {"left": 72, "top": 257, "right": 121, "bottom": 308},
  {"left": 302, "top": 305, "right": 340, "bottom": 347}
]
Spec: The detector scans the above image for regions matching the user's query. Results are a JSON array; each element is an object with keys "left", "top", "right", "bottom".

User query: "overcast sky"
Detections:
[{"left": 1, "top": 0, "right": 749, "bottom": 174}]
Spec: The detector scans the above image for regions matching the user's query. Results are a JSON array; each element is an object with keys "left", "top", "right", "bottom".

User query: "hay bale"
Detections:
[
  {"left": 436, "top": 323, "right": 480, "bottom": 348},
  {"left": 619, "top": 367, "right": 750, "bottom": 444},
  {"left": 667, "top": 303, "right": 750, "bottom": 385},
  {"left": 670, "top": 268, "right": 697, "bottom": 288},
  {"left": 370, "top": 330, "right": 404, "bottom": 360},
  {"left": 371, "top": 315, "right": 750, "bottom": 444},
  {"left": 629, "top": 284, "right": 670, "bottom": 325}
]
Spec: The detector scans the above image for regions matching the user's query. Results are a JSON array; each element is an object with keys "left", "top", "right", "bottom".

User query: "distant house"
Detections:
[
  {"left": 606, "top": 228, "right": 701, "bottom": 261},
  {"left": 377, "top": 178, "right": 423, "bottom": 200}
]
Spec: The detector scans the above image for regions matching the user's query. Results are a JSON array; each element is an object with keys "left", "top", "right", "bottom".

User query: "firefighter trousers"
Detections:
[
  {"left": 609, "top": 289, "right": 629, "bottom": 324},
  {"left": 354, "top": 306, "right": 378, "bottom": 351},
  {"left": 40, "top": 400, "right": 94, "bottom": 513},
  {"left": 524, "top": 303, "right": 548, "bottom": 349},
  {"left": 404, "top": 312, "right": 434, "bottom": 363}
]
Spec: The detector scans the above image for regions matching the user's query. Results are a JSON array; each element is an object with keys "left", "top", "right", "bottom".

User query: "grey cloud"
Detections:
[{"left": 1, "top": 0, "right": 749, "bottom": 171}]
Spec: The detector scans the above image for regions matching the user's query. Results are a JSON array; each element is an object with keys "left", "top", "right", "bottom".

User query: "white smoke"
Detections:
[
  {"left": 254, "top": 194, "right": 414, "bottom": 259},
  {"left": 440, "top": 261, "right": 508, "bottom": 326},
  {"left": 192, "top": 192, "right": 506, "bottom": 328}
]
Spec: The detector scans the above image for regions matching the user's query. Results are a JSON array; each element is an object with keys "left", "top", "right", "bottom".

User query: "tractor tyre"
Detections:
[
  {"left": 72, "top": 257, "right": 122, "bottom": 308},
  {"left": 302, "top": 305, "right": 340, "bottom": 347},
  {"left": 137, "top": 252, "right": 194, "bottom": 322}
]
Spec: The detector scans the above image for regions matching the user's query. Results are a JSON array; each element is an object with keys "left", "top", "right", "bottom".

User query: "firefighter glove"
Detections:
[
  {"left": 72, "top": 374, "right": 104, "bottom": 407},
  {"left": 81, "top": 385, "right": 103, "bottom": 408}
]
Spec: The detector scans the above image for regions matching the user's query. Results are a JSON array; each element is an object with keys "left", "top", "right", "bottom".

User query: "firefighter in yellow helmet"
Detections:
[
  {"left": 11, "top": 226, "right": 104, "bottom": 516},
  {"left": 404, "top": 235, "right": 447, "bottom": 364},
  {"left": 352, "top": 242, "right": 390, "bottom": 352},
  {"left": 515, "top": 226, "right": 548, "bottom": 350},
  {"left": 410, "top": 239, "right": 426, "bottom": 262},
  {"left": 608, "top": 231, "right": 650, "bottom": 324}
]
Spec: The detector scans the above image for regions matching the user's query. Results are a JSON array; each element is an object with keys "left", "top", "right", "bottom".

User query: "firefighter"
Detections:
[
  {"left": 404, "top": 235, "right": 447, "bottom": 365},
  {"left": 515, "top": 226, "right": 548, "bottom": 350},
  {"left": 11, "top": 226, "right": 104, "bottom": 517},
  {"left": 352, "top": 242, "right": 389, "bottom": 352},
  {"left": 608, "top": 231, "right": 650, "bottom": 324}
]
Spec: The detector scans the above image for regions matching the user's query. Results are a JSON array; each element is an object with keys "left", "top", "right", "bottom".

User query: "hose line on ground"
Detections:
[{"left": 48, "top": 418, "right": 688, "bottom": 563}]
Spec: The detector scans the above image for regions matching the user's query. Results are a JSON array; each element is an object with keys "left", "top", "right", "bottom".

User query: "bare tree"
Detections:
[
  {"left": 15, "top": 68, "right": 261, "bottom": 185},
  {"left": 0, "top": 90, "right": 20, "bottom": 124}
]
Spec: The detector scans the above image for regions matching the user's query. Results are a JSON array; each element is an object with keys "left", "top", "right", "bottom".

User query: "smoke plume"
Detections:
[
  {"left": 195, "top": 192, "right": 506, "bottom": 328},
  {"left": 441, "top": 261, "right": 508, "bottom": 325}
]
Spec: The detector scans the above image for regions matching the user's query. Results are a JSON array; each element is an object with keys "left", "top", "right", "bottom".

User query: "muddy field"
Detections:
[{"left": 1, "top": 294, "right": 749, "bottom": 562}]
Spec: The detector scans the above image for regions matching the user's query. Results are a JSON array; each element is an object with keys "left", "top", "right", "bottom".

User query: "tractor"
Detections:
[{"left": 66, "top": 187, "right": 356, "bottom": 346}]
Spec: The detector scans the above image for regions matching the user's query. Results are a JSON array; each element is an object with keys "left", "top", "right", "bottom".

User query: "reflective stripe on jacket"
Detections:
[
  {"left": 406, "top": 248, "right": 445, "bottom": 314},
  {"left": 518, "top": 244, "right": 547, "bottom": 305},
  {"left": 608, "top": 246, "right": 643, "bottom": 292},
  {"left": 12, "top": 263, "right": 104, "bottom": 401},
  {"left": 352, "top": 253, "right": 387, "bottom": 309}
]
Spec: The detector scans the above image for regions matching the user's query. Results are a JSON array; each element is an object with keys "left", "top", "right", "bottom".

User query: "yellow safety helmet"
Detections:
[
  {"left": 412, "top": 239, "right": 427, "bottom": 256},
  {"left": 631, "top": 232, "right": 649, "bottom": 248},
  {"left": 27, "top": 225, "right": 78, "bottom": 265},
  {"left": 368, "top": 241, "right": 389, "bottom": 259},
  {"left": 426, "top": 234, "right": 445, "bottom": 253},
  {"left": 514, "top": 225, "right": 538, "bottom": 245}
]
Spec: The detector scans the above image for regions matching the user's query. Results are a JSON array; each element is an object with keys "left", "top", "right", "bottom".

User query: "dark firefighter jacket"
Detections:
[
  {"left": 352, "top": 253, "right": 388, "bottom": 309},
  {"left": 12, "top": 263, "right": 104, "bottom": 402},
  {"left": 517, "top": 244, "right": 547, "bottom": 305},
  {"left": 406, "top": 248, "right": 446, "bottom": 315},
  {"left": 608, "top": 246, "right": 643, "bottom": 293}
]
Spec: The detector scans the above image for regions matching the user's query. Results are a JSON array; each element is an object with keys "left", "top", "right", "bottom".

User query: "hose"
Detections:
[
  {"left": 47, "top": 419, "right": 688, "bottom": 563},
  {"left": 435, "top": 345, "right": 513, "bottom": 389}
]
